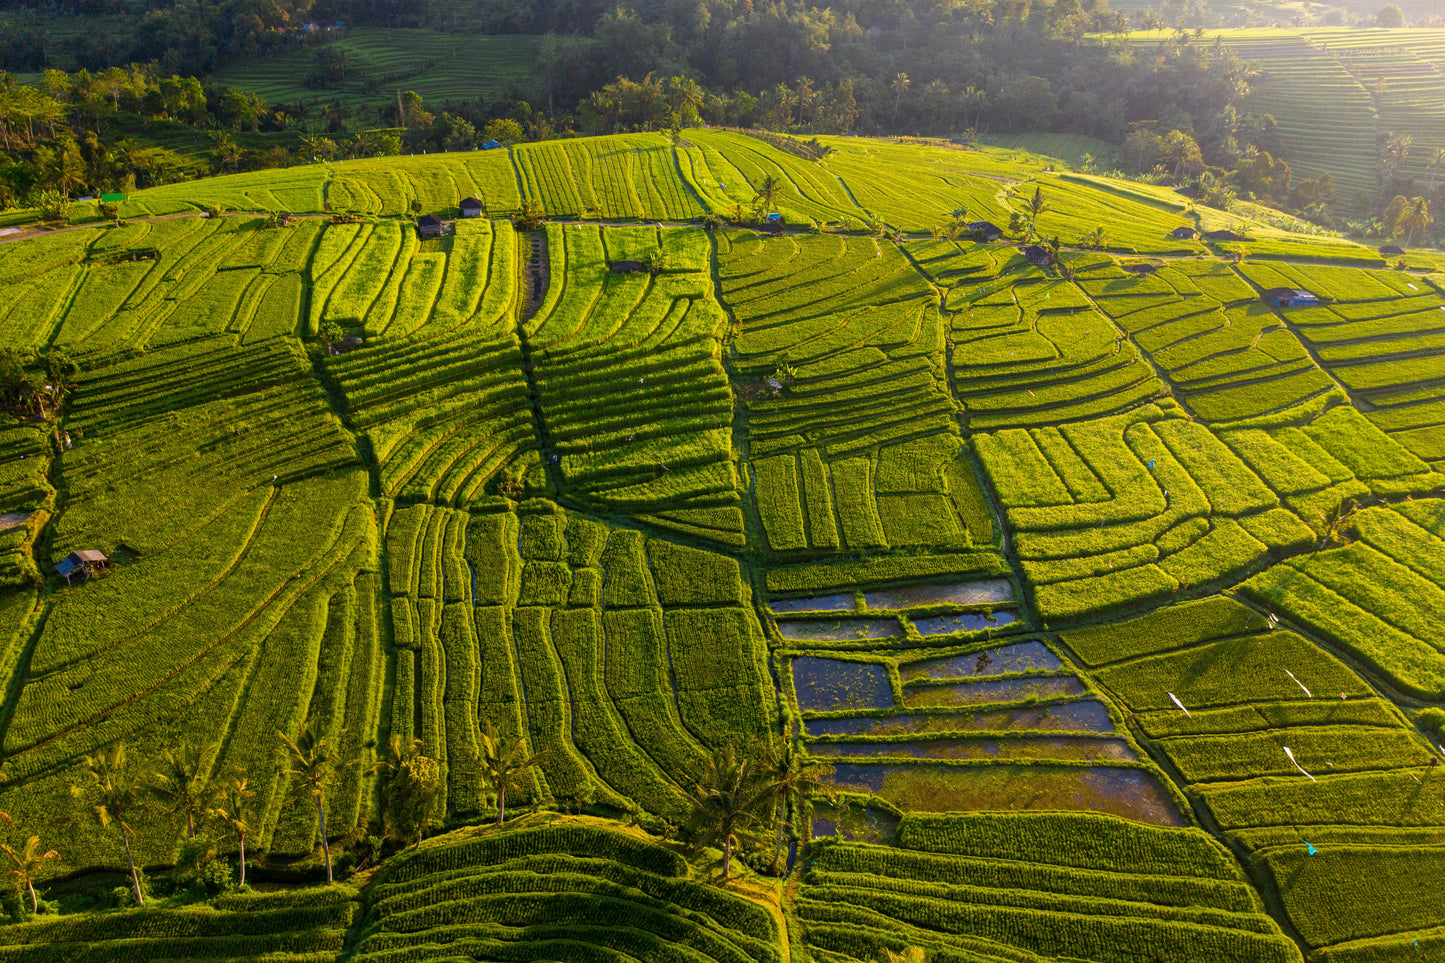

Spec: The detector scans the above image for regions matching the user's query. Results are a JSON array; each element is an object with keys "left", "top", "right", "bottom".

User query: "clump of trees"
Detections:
[
  {"left": 685, "top": 741, "right": 830, "bottom": 880},
  {"left": 0, "top": 347, "right": 79, "bottom": 419}
]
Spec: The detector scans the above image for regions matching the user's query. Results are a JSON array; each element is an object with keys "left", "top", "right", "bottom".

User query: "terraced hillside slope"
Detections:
[
  {"left": 0, "top": 133, "right": 1442, "bottom": 963},
  {"left": 1117, "top": 28, "right": 1445, "bottom": 204}
]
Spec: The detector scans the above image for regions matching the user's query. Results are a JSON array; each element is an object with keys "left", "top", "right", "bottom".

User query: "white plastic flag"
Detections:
[
  {"left": 1283, "top": 746, "right": 1315, "bottom": 782},
  {"left": 1168, "top": 692, "right": 1192, "bottom": 718},
  {"left": 1285, "top": 669, "right": 1312, "bottom": 697}
]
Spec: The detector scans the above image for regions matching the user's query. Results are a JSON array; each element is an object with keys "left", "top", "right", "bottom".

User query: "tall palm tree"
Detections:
[
  {"left": 470, "top": 724, "right": 546, "bottom": 827},
  {"left": 1402, "top": 196, "right": 1434, "bottom": 248},
  {"left": 1379, "top": 132, "right": 1412, "bottom": 199},
  {"left": 1428, "top": 149, "right": 1445, "bottom": 194},
  {"left": 1026, "top": 186, "right": 1051, "bottom": 239},
  {"left": 208, "top": 776, "right": 257, "bottom": 887},
  {"left": 891, "top": 72, "right": 911, "bottom": 121},
  {"left": 70, "top": 744, "right": 149, "bottom": 905},
  {"left": 148, "top": 740, "right": 220, "bottom": 837},
  {"left": 752, "top": 175, "right": 784, "bottom": 215},
  {"left": 685, "top": 746, "right": 766, "bottom": 880},
  {"left": 278, "top": 726, "right": 351, "bottom": 884},
  {"left": 752, "top": 742, "right": 830, "bottom": 874}
]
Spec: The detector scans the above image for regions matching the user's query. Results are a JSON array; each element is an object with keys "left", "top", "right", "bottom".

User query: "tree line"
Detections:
[{"left": 3, "top": 717, "right": 829, "bottom": 916}]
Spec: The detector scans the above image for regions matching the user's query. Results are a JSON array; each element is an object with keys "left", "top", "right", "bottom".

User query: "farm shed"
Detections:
[
  {"left": 759, "top": 220, "right": 785, "bottom": 236},
  {"left": 1170, "top": 226, "right": 1198, "bottom": 239},
  {"left": 609, "top": 260, "right": 647, "bottom": 274},
  {"left": 459, "top": 197, "right": 484, "bottom": 217},
  {"left": 1379, "top": 245, "right": 1405, "bottom": 256},
  {"left": 56, "top": 549, "right": 110, "bottom": 584},
  {"left": 481, "top": 139, "right": 503, "bottom": 150},
  {"left": 1123, "top": 262, "right": 1160, "bottom": 275},
  {"left": 970, "top": 221, "right": 1003, "bottom": 241},
  {"left": 1205, "top": 229, "right": 1247, "bottom": 242},
  {"left": 1263, "top": 287, "right": 1319, "bottom": 308},
  {"left": 417, "top": 214, "right": 446, "bottom": 239},
  {"left": 1023, "top": 245, "right": 1051, "bottom": 265}
]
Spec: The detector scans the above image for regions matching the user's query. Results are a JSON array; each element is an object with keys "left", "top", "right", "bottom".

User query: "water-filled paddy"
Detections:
[{"left": 791, "top": 656, "right": 894, "bottom": 711}]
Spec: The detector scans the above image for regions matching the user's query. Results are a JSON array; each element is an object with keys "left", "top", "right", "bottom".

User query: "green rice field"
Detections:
[{"left": 0, "top": 131, "right": 1442, "bottom": 963}]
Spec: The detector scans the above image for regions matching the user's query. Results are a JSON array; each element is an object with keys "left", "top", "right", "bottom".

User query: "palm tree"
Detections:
[
  {"left": 891, "top": 72, "right": 911, "bottom": 120},
  {"left": 70, "top": 744, "right": 149, "bottom": 906},
  {"left": 1401, "top": 196, "right": 1434, "bottom": 248},
  {"left": 1026, "top": 186, "right": 1051, "bottom": 239},
  {"left": 879, "top": 948, "right": 929, "bottom": 963},
  {"left": 685, "top": 746, "right": 766, "bottom": 880},
  {"left": 2, "top": 835, "right": 59, "bottom": 915},
  {"left": 1080, "top": 225, "right": 1110, "bottom": 250},
  {"left": 1428, "top": 149, "right": 1445, "bottom": 194},
  {"left": 1379, "top": 132, "right": 1412, "bottom": 199},
  {"left": 470, "top": 724, "right": 546, "bottom": 827},
  {"left": 278, "top": 726, "right": 351, "bottom": 884},
  {"left": 148, "top": 740, "right": 219, "bottom": 837},
  {"left": 751, "top": 175, "right": 783, "bottom": 215},
  {"left": 752, "top": 742, "right": 830, "bottom": 874},
  {"left": 0, "top": 813, "right": 59, "bottom": 916},
  {"left": 208, "top": 776, "right": 257, "bottom": 887},
  {"left": 375, "top": 735, "right": 444, "bottom": 846},
  {"left": 668, "top": 75, "right": 705, "bottom": 124},
  {"left": 1317, "top": 499, "right": 1360, "bottom": 550}
]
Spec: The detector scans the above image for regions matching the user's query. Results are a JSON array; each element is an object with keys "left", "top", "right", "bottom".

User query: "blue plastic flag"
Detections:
[
  {"left": 1306, "top": 842, "right": 1317, "bottom": 856},
  {"left": 1147, "top": 459, "right": 1155, "bottom": 468}
]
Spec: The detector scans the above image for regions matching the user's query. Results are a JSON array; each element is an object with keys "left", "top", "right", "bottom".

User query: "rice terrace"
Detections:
[{"left": 2, "top": 122, "right": 1445, "bottom": 963}]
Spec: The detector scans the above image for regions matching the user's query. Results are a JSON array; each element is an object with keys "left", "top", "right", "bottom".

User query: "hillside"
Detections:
[
  {"left": 1119, "top": 28, "right": 1445, "bottom": 205},
  {"left": 1, "top": 132, "right": 1444, "bottom": 962},
  {"left": 211, "top": 31, "right": 568, "bottom": 116}
]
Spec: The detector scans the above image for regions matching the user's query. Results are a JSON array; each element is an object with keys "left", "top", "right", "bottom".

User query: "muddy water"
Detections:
[
  {"left": 804, "top": 700, "right": 1116, "bottom": 736},
  {"left": 822, "top": 762, "right": 1185, "bottom": 826},
  {"left": 777, "top": 618, "right": 903, "bottom": 642},
  {"left": 808, "top": 736, "right": 1137, "bottom": 762},
  {"left": 905, "top": 676, "right": 1086, "bottom": 707},
  {"left": 911, "top": 611, "right": 1019, "bottom": 636},
  {"left": 769, "top": 593, "right": 856, "bottom": 614},
  {"left": 901, "top": 641, "right": 1062, "bottom": 681},
  {"left": 791, "top": 656, "right": 894, "bottom": 712},
  {"left": 812, "top": 802, "right": 900, "bottom": 845},
  {"left": 863, "top": 578, "right": 1015, "bottom": 609}
]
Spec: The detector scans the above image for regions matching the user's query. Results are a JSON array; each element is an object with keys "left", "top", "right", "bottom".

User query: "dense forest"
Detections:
[{"left": 0, "top": 0, "right": 1439, "bottom": 240}]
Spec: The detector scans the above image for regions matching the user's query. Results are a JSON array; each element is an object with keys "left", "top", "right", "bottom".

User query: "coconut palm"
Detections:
[
  {"left": 1080, "top": 225, "right": 1110, "bottom": 250},
  {"left": 278, "top": 726, "right": 352, "bottom": 884},
  {"left": 208, "top": 776, "right": 257, "bottom": 887},
  {"left": 0, "top": 814, "right": 59, "bottom": 916},
  {"left": 891, "top": 72, "right": 911, "bottom": 119},
  {"left": 879, "top": 948, "right": 929, "bottom": 963},
  {"left": 1317, "top": 499, "right": 1360, "bottom": 550},
  {"left": 1428, "top": 149, "right": 1445, "bottom": 194},
  {"left": 752, "top": 741, "right": 831, "bottom": 874},
  {"left": 1401, "top": 196, "right": 1433, "bottom": 248},
  {"left": 751, "top": 175, "right": 783, "bottom": 215},
  {"left": 148, "top": 740, "right": 220, "bottom": 837},
  {"left": 685, "top": 746, "right": 767, "bottom": 880},
  {"left": 1026, "top": 186, "right": 1051, "bottom": 239},
  {"left": 470, "top": 723, "right": 546, "bottom": 827},
  {"left": 70, "top": 744, "right": 149, "bottom": 905}
]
